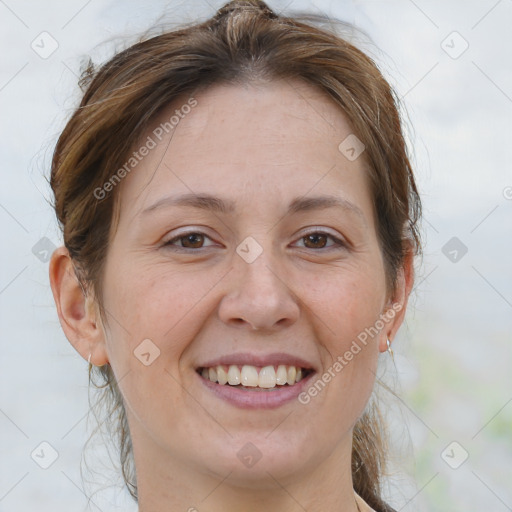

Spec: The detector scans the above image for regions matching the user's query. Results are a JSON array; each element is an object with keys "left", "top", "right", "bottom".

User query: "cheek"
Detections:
[
  {"left": 308, "top": 260, "right": 387, "bottom": 342},
  {"left": 303, "top": 261, "right": 385, "bottom": 404},
  {"left": 99, "top": 267, "right": 205, "bottom": 420},
  {"left": 340, "top": 278, "right": 385, "bottom": 338},
  {"left": 101, "top": 261, "right": 220, "bottom": 366}
]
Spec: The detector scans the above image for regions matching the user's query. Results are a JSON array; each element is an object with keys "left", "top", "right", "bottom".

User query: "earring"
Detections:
[
  {"left": 386, "top": 338, "right": 395, "bottom": 362},
  {"left": 87, "top": 353, "right": 92, "bottom": 365}
]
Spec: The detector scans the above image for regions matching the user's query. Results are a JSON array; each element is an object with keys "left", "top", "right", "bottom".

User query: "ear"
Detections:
[
  {"left": 379, "top": 243, "right": 415, "bottom": 353},
  {"left": 49, "top": 246, "right": 109, "bottom": 366}
]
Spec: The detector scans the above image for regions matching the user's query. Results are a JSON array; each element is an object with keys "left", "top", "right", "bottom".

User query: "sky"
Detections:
[{"left": 1, "top": 1, "right": 511, "bottom": 511}]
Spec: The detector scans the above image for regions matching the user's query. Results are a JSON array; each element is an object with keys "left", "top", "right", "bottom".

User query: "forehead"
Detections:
[{"left": 114, "top": 78, "right": 372, "bottom": 222}]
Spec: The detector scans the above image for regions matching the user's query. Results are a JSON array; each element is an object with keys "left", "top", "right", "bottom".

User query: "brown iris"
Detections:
[
  {"left": 180, "top": 233, "right": 205, "bottom": 248},
  {"left": 302, "top": 233, "right": 328, "bottom": 249}
]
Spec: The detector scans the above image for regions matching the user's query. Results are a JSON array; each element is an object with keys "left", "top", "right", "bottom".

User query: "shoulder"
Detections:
[
  {"left": 355, "top": 493, "right": 397, "bottom": 512},
  {"left": 355, "top": 493, "right": 376, "bottom": 512}
]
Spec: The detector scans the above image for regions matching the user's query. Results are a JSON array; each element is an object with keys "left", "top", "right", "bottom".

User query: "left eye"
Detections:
[
  {"left": 294, "top": 231, "right": 345, "bottom": 250},
  {"left": 163, "top": 230, "right": 344, "bottom": 251}
]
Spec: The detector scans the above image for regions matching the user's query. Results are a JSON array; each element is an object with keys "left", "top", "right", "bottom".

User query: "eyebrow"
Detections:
[{"left": 141, "top": 192, "right": 366, "bottom": 222}]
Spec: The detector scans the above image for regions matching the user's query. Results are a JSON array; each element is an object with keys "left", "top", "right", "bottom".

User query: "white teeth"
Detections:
[
  {"left": 276, "top": 365, "right": 288, "bottom": 385},
  {"left": 200, "top": 363, "right": 309, "bottom": 388},
  {"left": 216, "top": 365, "right": 228, "bottom": 385},
  {"left": 287, "top": 366, "right": 296, "bottom": 385},
  {"left": 258, "top": 366, "right": 276, "bottom": 388},
  {"left": 241, "top": 365, "right": 259, "bottom": 387},
  {"left": 227, "top": 364, "right": 241, "bottom": 385}
]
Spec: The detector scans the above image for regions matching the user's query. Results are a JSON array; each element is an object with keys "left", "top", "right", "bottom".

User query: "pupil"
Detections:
[
  {"left": 184, "top": 233, "right": 203, "bottom": 248},
  {"left": 306, "top": 234, "right": 326, "bottom": 248}
]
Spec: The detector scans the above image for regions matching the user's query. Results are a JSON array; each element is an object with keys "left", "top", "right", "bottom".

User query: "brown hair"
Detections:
[{"left": 50, "top": 1, "right": 421, "bottom": 510}]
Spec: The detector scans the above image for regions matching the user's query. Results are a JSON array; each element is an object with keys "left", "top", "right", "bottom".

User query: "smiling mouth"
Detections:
[{"left": 196, "top": 364, "right": 314, "bottom": 390}]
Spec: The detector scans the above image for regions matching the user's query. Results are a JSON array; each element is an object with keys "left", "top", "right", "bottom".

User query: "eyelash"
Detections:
[{"left": 162, "top": 229, "right": 347, "bottom": 253}]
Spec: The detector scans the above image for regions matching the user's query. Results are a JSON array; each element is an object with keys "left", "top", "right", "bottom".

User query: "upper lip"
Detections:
[{"left": 196, "top": 352, "right": 316, "bottom": 372}]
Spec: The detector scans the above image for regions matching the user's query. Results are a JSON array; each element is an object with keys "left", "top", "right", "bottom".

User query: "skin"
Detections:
[{"left": 50, "top": 78, "right": 414, "bottom": 512}]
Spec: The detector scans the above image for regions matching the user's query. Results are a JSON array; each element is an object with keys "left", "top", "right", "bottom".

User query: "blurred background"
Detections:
[{"left": 0, "top": 0, "right": 511, "bottom": 510}]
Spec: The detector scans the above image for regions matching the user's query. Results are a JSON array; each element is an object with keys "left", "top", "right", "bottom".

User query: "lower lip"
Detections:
[{"left": 196, "top": 370, "right": 315, "bottom": 409}]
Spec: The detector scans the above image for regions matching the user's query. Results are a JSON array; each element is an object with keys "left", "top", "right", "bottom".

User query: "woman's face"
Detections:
[{"left": 98, "top": 79, "right": 404, "bottom": 489}]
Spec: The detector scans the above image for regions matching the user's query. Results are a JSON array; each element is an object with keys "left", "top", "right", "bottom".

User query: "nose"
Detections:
[{"left": 218, "top": 249, "right": 300, "bottom": 332}]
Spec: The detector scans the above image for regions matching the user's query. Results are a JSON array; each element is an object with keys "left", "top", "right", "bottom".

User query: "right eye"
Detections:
[{"left": 162, "top": 231, "right": 217, "bottom": 251}]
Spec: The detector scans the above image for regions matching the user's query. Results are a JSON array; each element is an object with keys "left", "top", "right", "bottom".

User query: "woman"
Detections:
[{"left": 48, "top": 1, "right": 421, "bottom": 511}]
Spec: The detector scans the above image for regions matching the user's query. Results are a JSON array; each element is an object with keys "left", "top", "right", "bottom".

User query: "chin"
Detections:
[{"left": 196, "top": 434, "right": 316, "bottom": 487}]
